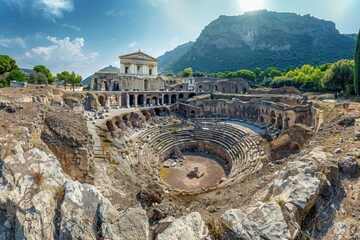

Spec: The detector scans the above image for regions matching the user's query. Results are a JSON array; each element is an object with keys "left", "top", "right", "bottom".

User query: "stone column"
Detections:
[
  {"left": 161, "top": 94, "right": 165, "bottom": 106},
  {"left": 130, "top": 64, "right": 135, "bottom": 74},
  {"left": 126, "top": 93, "right": 130, "bottom": 108},
  {"left": 134, "top": 94, "right": 138, "bottom": 107},
  {"left": 118, "top": 94, "right": 122, "bottom": 107},
  {"left": 105, "top": 97, "right": 111, "bottom": 108},
  {"left": 156, "top": 97, "right": 159, "bottom": 106},
  {"left": 144, "top": 94, "right": 147, "bottom": 106}
]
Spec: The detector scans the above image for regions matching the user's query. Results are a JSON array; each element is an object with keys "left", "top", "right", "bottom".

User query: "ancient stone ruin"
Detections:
[{"left": 0, "top": 81, "right": 359, "bottom": 240}]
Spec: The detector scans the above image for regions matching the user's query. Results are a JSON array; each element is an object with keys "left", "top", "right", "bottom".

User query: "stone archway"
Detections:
[
  {"left": 129, "top": 95, "right": 135, "bottom": 107},
  {"left": 164, "top": 94, "right": 169, "bottom": 104},
  {"left": 152, "top": 97, "right": 158, "bottom": 106},
  {"left": 154, "top": 108, "right": 161, "bottom": 116},
  {"left": 98, "top": 95, "right": 106, "bottom": 107},
  {"left": 137, "top": 95, "right": 145, "bottom": 106},
  {"left": 178, "top": 93, "right": 184, "bottom": 99},
  {"left": 171, "top": 94, "right": 177, "bottom": 104}
]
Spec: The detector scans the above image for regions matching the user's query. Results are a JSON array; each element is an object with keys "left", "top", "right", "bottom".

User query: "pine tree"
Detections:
[{"left": 354, "top": 29, "right": 360, "bottom": 95}]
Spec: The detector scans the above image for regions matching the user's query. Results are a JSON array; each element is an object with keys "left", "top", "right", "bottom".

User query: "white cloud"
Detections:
[
  {"left": 0, "top": 37, "right": 26, "bottom": 48},
  {"left": 2, "top": 0, "right": 73, "bottom": 19},
  {"left": 22, "top": 36, "right": 99, "bottom": 74},
  {"left": 36, "top": 0, "right": 74, "bottom": 18},
  {"left": 61, "top": 23, "right": 82, "bottom": 31},
  {"left": 129, "top": 41, "right": 137, "bottom": 47}
]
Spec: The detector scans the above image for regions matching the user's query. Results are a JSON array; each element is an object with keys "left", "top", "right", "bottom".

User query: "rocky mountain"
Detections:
[
  {"left": 82, "top": 65, "right": 120, "bottom": 85},
  {"left": 158, "top": 10, "right": 356, "bottom": 73},
  {"left": 157, "top": 41, "right": 194, "bottom": 73}
]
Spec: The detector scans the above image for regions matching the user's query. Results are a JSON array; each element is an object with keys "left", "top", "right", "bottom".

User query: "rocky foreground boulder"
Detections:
[
  {"left": 0, "top": 140, "right": 148, "bottom": 240},
  {"left": 221, "top": 147, "right": 339, "bottom": 239}
]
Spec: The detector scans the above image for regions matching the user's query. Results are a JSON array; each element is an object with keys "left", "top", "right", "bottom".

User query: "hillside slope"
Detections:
[{"left": 159, "top": 10, "right": 356, "bottom": 73}]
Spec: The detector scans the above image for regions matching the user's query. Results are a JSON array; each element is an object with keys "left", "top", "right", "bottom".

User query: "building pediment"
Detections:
[{"left": 119, "top": 51, "right": 159, "bottom": 62}]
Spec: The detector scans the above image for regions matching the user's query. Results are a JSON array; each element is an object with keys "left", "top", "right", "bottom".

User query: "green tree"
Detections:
[
  {"left": 57, "top": 71, "right": 82, "bottom": 91},
  {"left": 28, "top": 71, "right": 48, "bottom": 84},
  {"left": 321, "top": 59, "right": 354, "bottom": 91},
  {"left": 182, "top": 67, "right": 193, "bottom": 77},
  {"left": 57, "top": 71, "right": 71, "bottom": 90},
  {"left": 6, "top": 70, "right": 27, "bottom": 84},
  {"left": 235, "top": 69, "right": 256, "bottom": 82},
  {"left": 69, "top": 71, "right": 82, "bottom": 91},
  {"left": 33, "top": 65, "right": 55, "bottom": 84},
  {"left": 354, "top": 29, "right": 360, "bottom": 95},
  {"left": 0, "top": 55, "right": 18, "bottom": 74}
]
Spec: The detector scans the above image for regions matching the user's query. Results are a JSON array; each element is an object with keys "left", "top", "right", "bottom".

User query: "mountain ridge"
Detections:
[{"left": 158, "top": 10, "right": 356, "bottom": 74}]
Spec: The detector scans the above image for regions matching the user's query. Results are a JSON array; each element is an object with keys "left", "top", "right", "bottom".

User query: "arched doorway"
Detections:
[
  {"left": 171, "top": 94, "right": 176, "bottom": 104},
  {"left": 113, "top": 82, "right": 120, "bottom": 91},
  {"left": 137, "top": 95, "right": 144, "bottom": 106},
  {"left": 242, "top": 87, "right": 247, "bottom": 94},
  {"left": 178, "top": 93, "right": 184, "bottom": 99},
  {"left": 190, "top": 110, "right": 196, "bottom": 118},
  {"left": 164, "top": 94, "right": 169, "bottom": 104},
  {"left": 98, "top": 95, "right": 106, "bottom": 107},
  {"left": 129, "top": 95, "right": 135, "bottom": 107},
  {"left": 152, "top": 97, "right": 158, "bottom": 106},
  {"left": 154, "top": 108, "right": 161, "bottom": 116}
]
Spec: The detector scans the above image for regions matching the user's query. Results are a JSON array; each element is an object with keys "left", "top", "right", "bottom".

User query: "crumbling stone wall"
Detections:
[{"left": 41, "top": 111, "right": 94, "bottom": 183}]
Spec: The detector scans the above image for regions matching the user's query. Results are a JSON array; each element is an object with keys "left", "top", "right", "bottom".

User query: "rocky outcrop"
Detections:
[
  {"left": 222, "top": 202, "right": 290, "bottom": 239},
  {"left": 0, "top": 140, "right": 149, "bottom": 240},
  {"left": 338, "top": 156, "right": 358, "bottom": 177},
  {"left": 221, "top": 147, "right": 338, "bottom": 239},
  {"left": 41, "top": 111, "right": 94, "bottom": 183},
  {"left": 156, "top": 212, "right": 208, "bottom": 240}
]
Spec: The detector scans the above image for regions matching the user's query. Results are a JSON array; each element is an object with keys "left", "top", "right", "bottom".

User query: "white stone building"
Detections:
[{"left": 119, "top": 51, "right": 159, "bottom": 77}]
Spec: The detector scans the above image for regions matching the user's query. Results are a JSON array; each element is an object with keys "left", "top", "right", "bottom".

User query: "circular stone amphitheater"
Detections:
[{"left": 131, "top": 119, "right": 266, "bottom": 193}]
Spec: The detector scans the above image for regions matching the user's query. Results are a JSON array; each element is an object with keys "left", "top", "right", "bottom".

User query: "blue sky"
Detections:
[{"left": 0, "top": 0, "right": 359, "bottom": 77}]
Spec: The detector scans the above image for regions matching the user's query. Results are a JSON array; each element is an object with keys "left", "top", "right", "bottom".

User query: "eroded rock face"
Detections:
[
  {"left": 156, "top": 212, "right": 208, "bottom": 240},
  {"left": 41, "top": 111, "right": 94, "bottom": 183},
  {"left": 222, "top": 202, "right": 291, "bottom": 240},
  {"left": 338, "top": 156, "right": 358, "bottom": 177},
  {"left": 0, "top": 140, "right": 149, "bottom": 240},
  {"left": 99, "top": 205, "right": 149, "bottom": 240}
]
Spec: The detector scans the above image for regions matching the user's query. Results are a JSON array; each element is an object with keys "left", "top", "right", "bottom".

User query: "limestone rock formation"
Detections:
[
  {"left": 159, "top": 10, "right": 356, "bottom": 73},
  {"left": 0, "top": 140, "right": 149, "bottom": 240},
  {"left": 222, "top": 202, "right": 291, "bottom": 239},
  {"left": 220, "top": 147, "right": 336, "bottom": 239},
  {"left": 156, "top": 212, "right": 209, "bottom": 240},
  {"left": 41, "top": 111, "right": 94, "bottom": 183},
  {"left": 338, "top": 156, "right": 358, "bottom": 177}
]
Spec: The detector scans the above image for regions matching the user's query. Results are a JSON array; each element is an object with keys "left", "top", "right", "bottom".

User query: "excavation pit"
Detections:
[{"left": 160, "top": 151, "right": 227, "bottom": 191}]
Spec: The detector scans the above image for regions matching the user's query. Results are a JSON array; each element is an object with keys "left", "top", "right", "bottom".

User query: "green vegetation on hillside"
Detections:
[
  {"left": 355, "top": 29, "right": 360, "bottom": 95},
  {"left": 158, "top": 11, "right": 356, "bottom": 74}
]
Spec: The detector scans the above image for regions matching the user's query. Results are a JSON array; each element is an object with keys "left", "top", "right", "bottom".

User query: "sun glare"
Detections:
[{"left": 238, "top": 0, "right": 264, "bottom": 12}]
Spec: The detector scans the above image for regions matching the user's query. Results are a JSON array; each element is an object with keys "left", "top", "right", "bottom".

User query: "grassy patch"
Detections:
[
  {"left": 159, "top": 168, "right": 170, "bottom": 179},
  {"left": 209, "top": 218, "right": 224, "bottom": 240}
]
